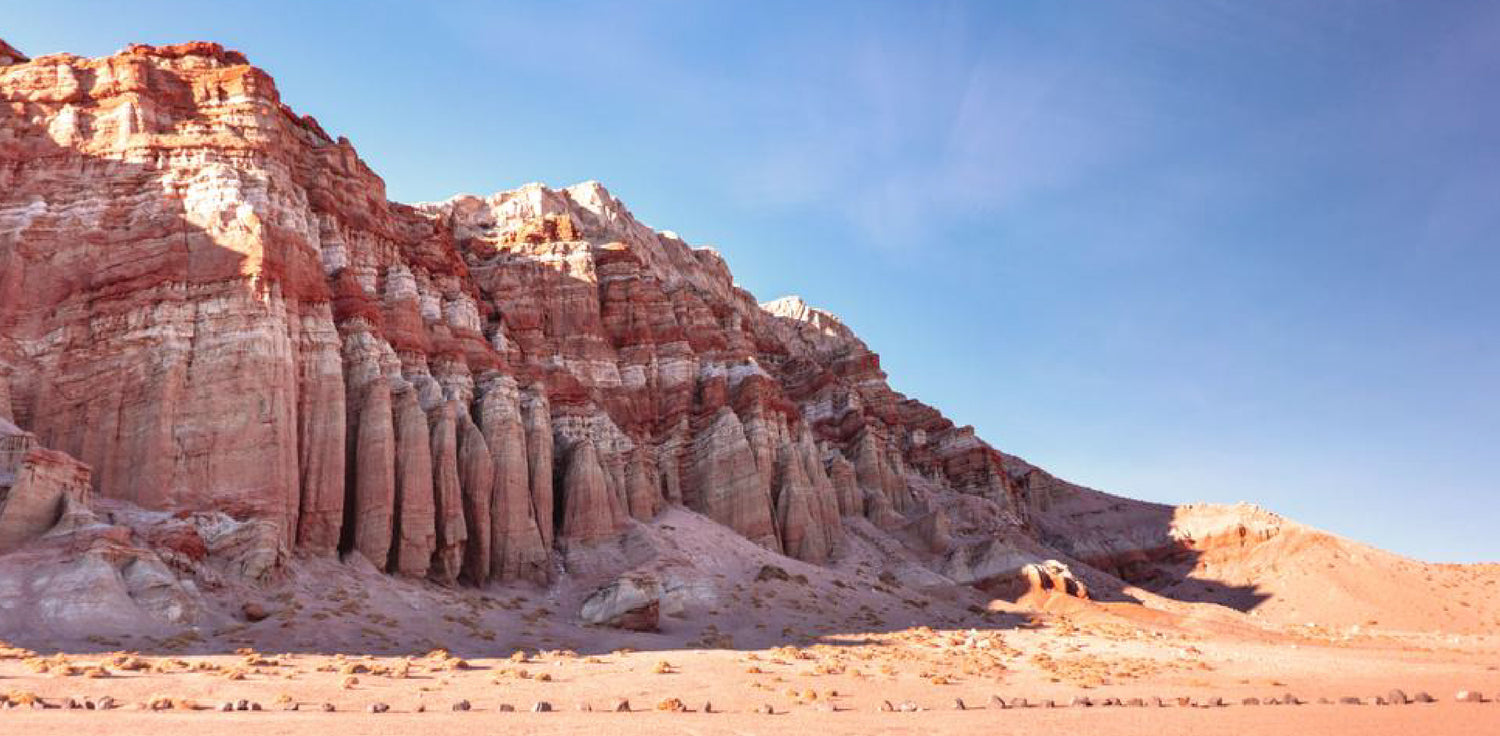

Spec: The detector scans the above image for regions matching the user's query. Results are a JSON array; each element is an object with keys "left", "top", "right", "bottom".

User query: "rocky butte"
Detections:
[{"left": 0, "top": 39, "right": 1491, "bottom": 640}]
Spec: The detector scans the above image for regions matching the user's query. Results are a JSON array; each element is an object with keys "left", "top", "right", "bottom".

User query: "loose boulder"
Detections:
[{"left": 580, "top": 572, "right": 662, "bottom": 631}]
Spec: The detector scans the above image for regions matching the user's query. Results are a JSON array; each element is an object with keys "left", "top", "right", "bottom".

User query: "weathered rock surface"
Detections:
[
  {"left": 579, "top": 572, "right": 662, "bottom": 631},
  {"left": 0, "top": 38, "right": 1076, "bottom": 597},
  {"left": 390, "top": 387, "right": 435, "bottom": 577},
  {"left": 560, "top": 439, "right": 626, "bottom": 545},
  {"left": 0, "top": 443, "right": 91, "bottom": 554}
]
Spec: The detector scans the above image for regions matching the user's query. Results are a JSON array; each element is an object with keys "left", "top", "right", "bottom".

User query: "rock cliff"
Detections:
[{"left": 0, "top": 39, "right": 1033, "bottom": 587}]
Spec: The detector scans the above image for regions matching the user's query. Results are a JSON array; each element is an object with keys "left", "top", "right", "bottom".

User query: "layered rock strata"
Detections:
[{"left": 0, "top": 39, "right": 1029, "bottom": 585}]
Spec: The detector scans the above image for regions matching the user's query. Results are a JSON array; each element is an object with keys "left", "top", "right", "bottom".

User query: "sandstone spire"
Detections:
[
  {"left": 479, "top": 379, "right": 550, "bottom": 583},
  {"left": 560, "top": 438, "right": 625, "bottom": 545},
  {"left": 391, "top": 386, "right": 435, "bottom": 578},
  {"left": 427, "top": 400, "right": 468, "bottom": 584}
]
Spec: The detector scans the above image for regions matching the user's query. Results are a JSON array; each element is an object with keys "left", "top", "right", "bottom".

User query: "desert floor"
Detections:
[{"left": 5, "top": 616, "right": 1499, "bottom": 735}]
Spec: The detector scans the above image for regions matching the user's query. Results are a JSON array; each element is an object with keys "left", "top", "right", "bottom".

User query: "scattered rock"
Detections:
[
  {"left": 1242, "top": 697, "right": 1261, "bottom": 706},
  {"left": 756, "top": 565, "right": 792, "bottom": 583},
  {"left": 1009, "top": 697, "right": 1029, "bottom": 708},
  {"left": 497, "top": 704, "right": 515, "bottom": 712},
  {"left": 1126, "top": 698, "right": 1145, "bottom": 707},
  {"left": 879, "top": 700, "right": 895, "bottom": 712},
  {"left": 219, "top": 701, "right": 235, "bottom": 712},
  {"left": 580, "top": 572, "right": 661, "bottom": 631},
  {"left": 702, "top": 701, "right": 714, "bottom": 714},
  {"left": 897, "top": 702, "right": 919, "bottom": 712},
  {"left": 1339, "top": 696, "right": 1363, "bottom": 705}
]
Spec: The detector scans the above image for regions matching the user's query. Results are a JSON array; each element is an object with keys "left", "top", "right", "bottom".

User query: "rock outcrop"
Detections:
[
  {"left": 0, "top": 39, "right": 1028, "bottom": 589},
  {"left": 0, "top": 443, "right": 91, "bottom": 554},
  {"left": 579, "top": 572, "right": 662, "bottom": 631},
  {"left": 0, "top": 39, "right": 25, "bottom": 67}
]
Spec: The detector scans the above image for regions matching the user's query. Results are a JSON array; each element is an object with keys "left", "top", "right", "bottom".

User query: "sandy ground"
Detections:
[
  {"left": 4, "top": 510, "right": 1499, "bottom": 733},
  {"left": 5, "top": 618, "right": 1499, "bottom": 734}
]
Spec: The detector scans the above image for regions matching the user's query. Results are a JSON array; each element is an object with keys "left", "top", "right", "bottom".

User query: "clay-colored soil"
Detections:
[{"left": 5, "top": 608, "right": 1499, "bottom": 734}]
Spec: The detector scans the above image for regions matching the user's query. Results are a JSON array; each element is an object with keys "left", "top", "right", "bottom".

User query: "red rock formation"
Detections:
[
  {"left": 427, "top": 401, "right": 467, "bottom": 583},
  {"left": 347, "top": 372, "right": 396, "bottom": 567},
  {"left": 0, "top": 41, "right": 1033, "bottom": 587},
  {"left": 560, "top": 438, "right": 626, "bottom": 545},
  {"left": 455, "top": 409, "right": 493, "bottom": 584},
  {"left": 479, "top": 377, "right": 550, "bottom": 583},
  {"left": 390, "top": 386, "right": 435, "bottom": 577},
  {"left": 0, "top": 444, "right": 92, "bottom": 554},
  {"left": 773, "top": 443, "right": 831, "bottom": 564},
  {"left": 0, "top": 39, "right": 27, "bottom": 67}
]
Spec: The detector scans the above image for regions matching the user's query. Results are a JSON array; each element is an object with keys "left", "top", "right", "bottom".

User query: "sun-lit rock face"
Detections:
[{"left": 0, "top": 40, "right": 1029, "bottom": 583}]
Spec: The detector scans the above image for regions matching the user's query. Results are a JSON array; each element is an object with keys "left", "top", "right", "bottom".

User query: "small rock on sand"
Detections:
[
  {"left": 320, "top": 703, "right": 336, "bottom": 712},
  {"left": 989, "top": 695, "right": 1008, "bottom": 709},
  {"left": 1070, "top": 696, "right": 1092, "bottom": 708},
  {"left": 451, "top": 699, "right": 471, "bottom": 711},
  {"left": 1413, "top": 692, "right": 1436, "bottom": 703},
  {"left": 952, "top": 698, "right": 966, "bottom": 711},
  {"left": 611, "top": 698, "right": 630, "bottom": 712},
  {"left": 1387, "top": 689, "right": 1408, "bottom": 705},
  {"left": 1455, "top": 691, "right": 1485, "bottom": 703},
  {"left": 531, "top": 701, "right": 553, "bottom": 713},
  {"left": 756, "top": 704, "right": 775, "bottom": 715},
  {"left": 368, "top": 703, "right": 389, "bottom": 713}
]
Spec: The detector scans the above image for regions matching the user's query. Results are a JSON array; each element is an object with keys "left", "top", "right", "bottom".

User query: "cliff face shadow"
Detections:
[{"left": 1028, "top": 486, "right": 1273, "bottom": 614}]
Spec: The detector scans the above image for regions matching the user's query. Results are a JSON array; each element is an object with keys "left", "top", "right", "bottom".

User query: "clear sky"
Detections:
[{"left": 7, "top": 1, "right": 1497, "bottom": 562}]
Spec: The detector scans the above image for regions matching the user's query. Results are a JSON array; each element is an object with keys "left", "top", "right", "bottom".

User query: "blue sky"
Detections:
[{"left": 8, "top": 1, "right": 1498, "bottom": 561}]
